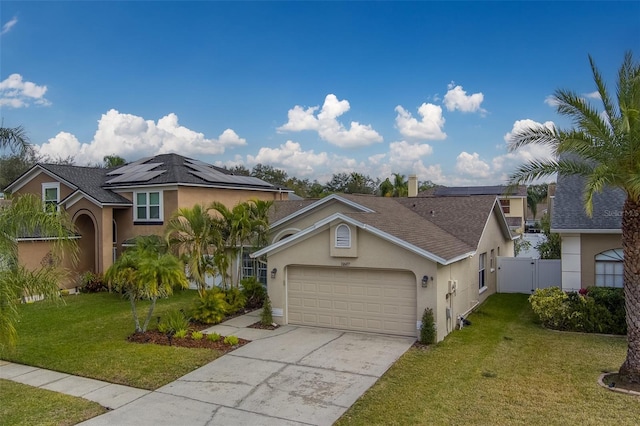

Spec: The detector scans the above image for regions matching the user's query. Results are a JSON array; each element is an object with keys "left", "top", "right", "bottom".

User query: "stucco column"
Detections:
[{"left": 100, "top": 207, "right": 114, "bottom": 273}]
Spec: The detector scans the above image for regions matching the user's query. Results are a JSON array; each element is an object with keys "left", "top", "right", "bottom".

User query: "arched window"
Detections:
[
  {"left": 335, "top": 224, "right": 351, "bottom": 248},
  {"left": 595, "top": 248, "right": 624, "bottom": 288}
]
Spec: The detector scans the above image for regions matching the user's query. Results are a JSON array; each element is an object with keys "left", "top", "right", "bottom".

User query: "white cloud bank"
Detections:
[
  {"left": 277, "top": 94, "right": 383, "bottom": 148},
  {"left": 395, "top": 104, "right": 447, "bottom": 140},
  {"left": 443, "top": 83, "right": 486, "bottom": 114},
  {"left": 37, "top": 109, "right": 246, "bottom": 165},
  {"left": 1, "top": 16, "right": 17, "bottom": 35},
  {"left": 0, "top": 74, "right": 50, "bottom": 108}
]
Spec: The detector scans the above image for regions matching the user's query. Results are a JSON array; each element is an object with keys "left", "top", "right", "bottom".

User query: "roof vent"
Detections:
[{"left": 430, "top": 210, "right": 435, "bottom": 217}]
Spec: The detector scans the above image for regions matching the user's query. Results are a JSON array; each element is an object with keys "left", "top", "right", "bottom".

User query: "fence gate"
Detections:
[{"left": 497, "top": 257, "right": 561, "bottom": 294}]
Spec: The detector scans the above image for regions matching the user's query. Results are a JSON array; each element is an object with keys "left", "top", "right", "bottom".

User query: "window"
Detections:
[
  {"left": 241, "top": 252, "right": 267, "bottom": 284},
  {"left": 42, "top": 182, "right": 60, "bottom": 212},
  {"left": 595, "top": 249, "right": 624, "bottom": 288},
  {"left": 490, "top": 249, "right": 495, "bottom": 271},
  {"left": 479, "top": 252, "right": 487, "bottom": 289},
  {"left": 134, "top": 191, "right": 162, "bottom": 222},
  {"left": 499, "top": 199, "right": 510, "bottom": 214},
  {"left": 335, "top": 224, "right": 351, "bottom": 248}
]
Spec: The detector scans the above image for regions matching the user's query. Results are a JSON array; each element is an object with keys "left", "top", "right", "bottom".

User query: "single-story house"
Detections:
[
  {"left": 418, "top": 184, "right": 528, "bottom": 234},
  {"left": 5, "top": 153, "right": 291, "bottom": 288},
  {"left": 551, "top": 173, "right": 624, "bottom": 291},
  {"left": 252, "top": 189, "right": 515, "bottom": 341}
]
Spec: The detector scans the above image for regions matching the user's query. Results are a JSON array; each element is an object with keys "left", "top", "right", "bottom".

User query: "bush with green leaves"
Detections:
[
  {"left": 224, "top": 335, "right": 239, "bottom": 346},
  {"left": 173, "top": 329, "right": 188, "bottom": 339},
  {"left": 420, "top": 308, "right": 436, "bottom": 345},
  {"left": 224, "top": 287, "right": 247, "bottom": 314},
  {"left": 206, "top": 332, "right": 221, "bottom": 342},
  {"left": 78, "top": 272, "right": 107, "bottom": 293},
  {"left": 261, "top": 295, "right": 273, "bottom": 326},
  {"left": 240, "top": 276, "right": 266, "bottom": 309},
  {"left": 191, "top": 331, "right": 204, "bottom": 340},
  {"left": 190, "top": 288, "right": 229, "bottom": 324},
  {"left": 157, "top": 310, "right": 191, "bottom": 334},
  {"left": 529, "top": 286, "right": 625, "bottom": 334}
]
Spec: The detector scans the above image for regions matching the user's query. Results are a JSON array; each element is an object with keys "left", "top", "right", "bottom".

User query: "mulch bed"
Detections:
[
  {"left": 127, "top": 330, "right": 249, "bottom": 352},
  {"left": 247, "top": 321, "right": 280, "bottom": 330}
]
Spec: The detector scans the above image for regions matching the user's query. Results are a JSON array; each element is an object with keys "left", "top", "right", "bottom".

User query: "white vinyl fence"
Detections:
[{"left": 497, "top": 257, "right": 561, "bottom": 294}]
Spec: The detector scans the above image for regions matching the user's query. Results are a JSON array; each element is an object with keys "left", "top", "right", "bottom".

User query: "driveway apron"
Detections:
[{"left": 80, "top": 326, "right": 414, "bottom": 426}]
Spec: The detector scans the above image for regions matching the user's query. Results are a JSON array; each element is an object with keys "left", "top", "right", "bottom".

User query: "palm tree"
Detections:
[
  {"left": 165, "top": 204, "right": 216, "bottom": 297},
  {"left": 0, "top": 125, "right": 30, "bottom": 154},
  {"left": 247, "top": 199, "right": 273, "bottom": 249},
  {"left": 392, "top": 173, "right": 408, "bottom": 197},
  {"left": 0, "top": 193, "right": 78, "bottom": 352},
  {"left": 105, "top": 236, "right": 188, "bottom": 333},
  {"left": 508, "top": 52, "right": 640, "bottom": 383}
]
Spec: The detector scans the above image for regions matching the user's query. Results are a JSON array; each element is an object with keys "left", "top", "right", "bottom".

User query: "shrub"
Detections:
[
  {"left": 157, "top": 310, "right": 191, "bottom": 334},
  {"left": 419, "top": 308, "right": 436, "bottom": 345},
  {"left": 241, "top": 277, "right": 266, "bottom": 309},
  {"left": 191, "top": 331, "right": 204, "bottom": 340},
  {"left": 191, "top": 288, "right": 229, "bottom": 324},
  {"left": 78, "top": 272, "right": 107, "bottom": 293},
  {"left": 529, "top": 286, "right": 626, "bottom": 334},
  {"left": 174, "top": 329, "right": 188, "bottom": 339},
  {"left": 224, "top": 335, "right": 239, "bottom": 346},
  {"left": 206, "top": 332, "right": 221, "bottom": 342},
  {"left": 224, "top": 287, "right": 247, "bottom": 314},
  {"left": 261, "top": 295, "right": 273, "bottom": 326}
]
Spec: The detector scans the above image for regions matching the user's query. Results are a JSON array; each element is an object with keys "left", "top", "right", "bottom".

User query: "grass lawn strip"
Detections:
[
  {"left": 0, "top": 379, "right": 106, "bottom": 426},
  {"left": 2, "top": 290, "right": 222, "bottom": 390},
  {"left": 337, "top": 294, "right": 640, "bottom": 426}
]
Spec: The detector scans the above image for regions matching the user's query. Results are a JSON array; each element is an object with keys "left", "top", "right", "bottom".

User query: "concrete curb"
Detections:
[{"left": 597, "top": 373, "right": 640, "bottom": 397}]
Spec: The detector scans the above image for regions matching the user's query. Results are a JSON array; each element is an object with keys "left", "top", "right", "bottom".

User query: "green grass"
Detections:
[
  {"left": 337, "top": 294, "right": 640, "bottom": 426},
  {"left": 0, "top": 379, "right": 106, "bottom": 426},
  {"left": 1, "top": 290, "right": 221, "bottom": 390}
]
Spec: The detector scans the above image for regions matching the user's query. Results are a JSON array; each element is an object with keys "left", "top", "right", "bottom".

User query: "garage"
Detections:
[{"left": 287, "top": 266, "right": 417, "bottom": 337}]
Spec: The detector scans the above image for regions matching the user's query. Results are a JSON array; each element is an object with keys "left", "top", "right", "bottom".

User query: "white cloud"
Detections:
[
  {"left": 443, "top": 83, "right": 485, "bottom": 114},
  {"left": 1, "top": 16, "right": 17, "bottom": 35},
  {"left": 395, "top": 103, "right": 446, "bottom": 140},
  {"left": 503, "top": 118, "right": 555, "bottom": 144},
  {"left": 455, "top": 152, "right": 491, "bottom": 178},
  {"left": 584, "top": 91, "right": 601, "bottom": 100},
  {"left": 277, "top": 94, "right": 383, "bottom": 148},
  {"left": 544, "top": 95, "right": 560, "bottom": 107},
  {"left": 0, "top": 74, "right": 50, "bottom": 108},
  {"left": 37, "top": 109, "right": 246, "bottom": 165},
  {"left": 246, "top": 140, "right": 330, "bottom": 177}
]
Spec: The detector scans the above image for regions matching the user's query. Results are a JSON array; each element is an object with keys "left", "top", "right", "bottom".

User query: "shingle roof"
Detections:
[
  {"left": 270, "top": 194, "right": 509, "bottom": 262},
  {"left": 39, "top": 164, "right": 132, "bottom": 205},
  {"left": 551, "top": 173, "right": 625, "bottom": 231},
  {"left": 418, "top": 185, "right": 526, "bottom": 197},
  {"left": 103, "top": 153, "right": 286, "bottom": 191}
]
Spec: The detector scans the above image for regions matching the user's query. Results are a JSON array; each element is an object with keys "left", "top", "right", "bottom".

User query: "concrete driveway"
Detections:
[{"left": 80, "top": 326, "right": 414, "bottom": 426}]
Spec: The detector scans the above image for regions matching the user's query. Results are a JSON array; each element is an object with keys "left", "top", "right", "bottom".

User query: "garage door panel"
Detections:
[{"left": 288, "top": 267, "right": 417, "bottom": 337}]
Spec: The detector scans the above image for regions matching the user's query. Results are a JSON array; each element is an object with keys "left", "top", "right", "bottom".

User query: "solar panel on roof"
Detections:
[{"left": 105, "top": 165, "right": 165, "bottom": 184}]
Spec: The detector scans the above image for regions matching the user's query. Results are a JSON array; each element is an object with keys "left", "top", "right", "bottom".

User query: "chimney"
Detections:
[{"left": 408, "top": 174, "right": 418, "bottom": 197}]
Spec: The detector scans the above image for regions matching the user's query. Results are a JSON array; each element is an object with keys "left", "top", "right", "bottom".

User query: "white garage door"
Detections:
[{"left": 287, "top": 267, "right": 417, "bottom": 337}]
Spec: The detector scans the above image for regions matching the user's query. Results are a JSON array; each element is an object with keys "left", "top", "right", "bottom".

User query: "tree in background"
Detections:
[
  {"left": 103, "top": 155, "right": 126, "bottom": 168},
  {"left": 535, "top": 213, "right": 561, "bottom": 259},
  {"left": 527, "top": 184, "right": 548, "bottom": 219},
  {"left": 0, "top": 125, "right": 30, "bottom": 153},
  {"left": 508, "top": 52, "right": 640, "bottom": 383}
]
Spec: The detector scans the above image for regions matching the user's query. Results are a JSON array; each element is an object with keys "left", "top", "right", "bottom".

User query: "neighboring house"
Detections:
[
  {"left": 418, "top": 185, "right": 528, "bottom": 234},
  {"left": 252, "top": 191, "right": 515, "bottom": 342},
  {"left": 5, "top": 153, "right": 291, "bottom": 288},
  {"left": 551, "top": 174, "right": 624, "bottom": 292}
]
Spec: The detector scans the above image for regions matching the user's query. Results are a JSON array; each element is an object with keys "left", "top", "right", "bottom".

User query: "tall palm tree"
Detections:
[
  {"left": 392, "top": 173, "right": 408, "bottom": 197},
  {"left": 105, "top": 237, "right": 188, "bottom": 333},
  {"left": 166, "top": 204, "right": 216, "bottom": 297},
  {"left": 508, "top": 52, "right": 640, "bottom": 383},
  {"left": 247, "top": 199, "right": 273, "bottom": 249},
  {"left": 0, "top": 193, "right": 78, "bottom": 352},
  {"left": 0, "top": 125, "right": 30, "bottom": 154}
]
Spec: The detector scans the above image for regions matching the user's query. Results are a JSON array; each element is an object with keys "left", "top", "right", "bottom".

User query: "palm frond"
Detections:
[{"left": 507, "top": 123, "right": 559, "bottom": 152}]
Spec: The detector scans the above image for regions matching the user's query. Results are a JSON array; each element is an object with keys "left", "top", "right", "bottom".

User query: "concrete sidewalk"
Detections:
[{"left": 0, "top": 360, "right": 150, "bottom": 410}]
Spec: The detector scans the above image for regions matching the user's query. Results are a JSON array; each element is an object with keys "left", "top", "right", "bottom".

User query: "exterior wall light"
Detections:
[
  {"left": 271, "top": 268, "right": 277, "bottom": 278},
  {"left": 422, "top": 275, "right": 429, "bottom": 287}
]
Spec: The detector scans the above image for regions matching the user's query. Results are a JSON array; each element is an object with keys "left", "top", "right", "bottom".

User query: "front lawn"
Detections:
[
  {"left": 337, "top": 294, "right": 640, "bottom": 425},
  {"left": 1, "top": 290, "right": 221, "bottom": 390},
  {"left": 0, "top": 379, "right": 106, "bottom": 426}
]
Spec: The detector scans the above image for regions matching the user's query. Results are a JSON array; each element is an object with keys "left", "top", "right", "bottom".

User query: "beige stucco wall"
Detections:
[
  {"left": 17, "top": 240, "right": 76, "bottom": 289},
  {"left": 580, "top": 233, "right": 622, "bottom": 287},
  {"left": 15, "top": 171, "right": 75, "bottom": 202}
]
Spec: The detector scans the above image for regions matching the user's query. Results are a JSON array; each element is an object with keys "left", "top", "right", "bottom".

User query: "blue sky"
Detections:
[{"left": 1, "top": 1, "right": 638, "bottom": 185}]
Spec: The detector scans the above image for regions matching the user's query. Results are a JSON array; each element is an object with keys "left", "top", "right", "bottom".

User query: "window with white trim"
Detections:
[
  {"left": 42, "top": 182, "right": 60, "bottom": 212},
  {"left": 335, "top": 224, "right": 351, "bottom": 248},
  {"left": 241, "top": 251, "right": 267, "bottom": 284},
  {"left": 134, "top": 191, "right": 162, "bottom": 222},
  {"left": 479, "top": 252, "right": 487, "bottom": 289},
  {"left": 595, "top": 249, "right": 624, "bottom": 288}
]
